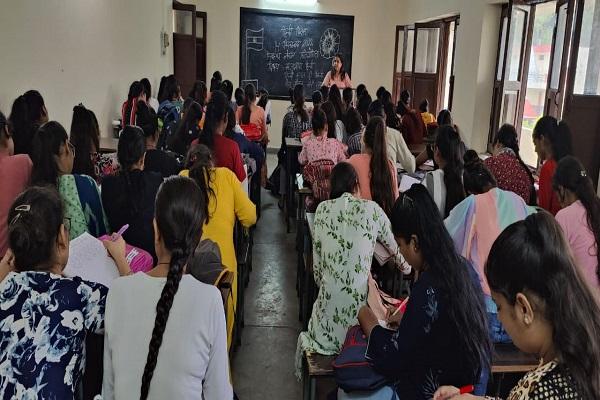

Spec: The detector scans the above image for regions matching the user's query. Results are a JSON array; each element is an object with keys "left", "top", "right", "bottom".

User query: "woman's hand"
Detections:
[
  {"left": 385, "top": 305, "right": 404, "bottom": 329},
  {"left": 433, "top": 387, "right": 481, "bottom": 400},
  {"left": 358, "top": 305, "right": 379, "bottom": 337},
  {"left": 102, "top": 235, "right": 131, "bottom": 276}
]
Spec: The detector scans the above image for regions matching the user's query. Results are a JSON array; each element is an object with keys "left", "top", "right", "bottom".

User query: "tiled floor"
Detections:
[{"left": 231, "top": 154, "right": 303, "bottom": 400}]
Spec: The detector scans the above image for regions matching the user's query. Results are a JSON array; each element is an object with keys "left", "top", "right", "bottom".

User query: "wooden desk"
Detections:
[
  {"left": 99, "top": 137, "right": 118, "bottom": 153},
  {"left": 284, "top": 137, "right": 303, "bottom": 232}
]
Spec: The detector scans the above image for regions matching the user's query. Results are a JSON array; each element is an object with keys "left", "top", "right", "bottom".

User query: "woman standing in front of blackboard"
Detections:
[{"left": 322, "top": 54, "right": 352, "bottom": 89}]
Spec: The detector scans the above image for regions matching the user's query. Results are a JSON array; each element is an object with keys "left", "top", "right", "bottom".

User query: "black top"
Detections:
[
  {"left": 101, "top": 170, "right": 163, "bottom": 261},
  {"left": 366, "top": 266, "right": 487, "bottom": 399},
  {"left": 144, "top": 149, "right": 182, "bottom": 178}
]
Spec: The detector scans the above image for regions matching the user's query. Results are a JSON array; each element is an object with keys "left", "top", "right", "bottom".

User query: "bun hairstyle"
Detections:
[
  {"left": 292, "top": 84, "right": 309, "bottom": 122},
  {"left": 8, "top": 186, "right": 64, "bottom": 272},
  {"left": 311, "top": 108, "right": 327, "bottom": 136},
  {"left": 241, "top": 83, "right": 257, "bottom": 125},
  {"left": 31, "top": 121, "right": 69, "bottom": 186},
  {"left": 486, "top": 212, "right": 600, "bottom": 399},
  {"left": 533, "top": 116, "right": 572, "bottom": 162},
  {"left": 553, "top": 156, "right": 600, "bottom": 283},
  {"left": 494, "top": 124, "right": 537, "bottom": 204},
  {"left": 140, "top": 176, "right": 208, "bottom": 400},
  {"left": 363, "top": 116, "right": 395, "bottom": 216},
  {"left": 391, "top": 185, "right": 491, "bottom": 384},
  {"left": 70, "top": 104, "right": 100, "bottom": 179},
  {"left": 463, "top": 149, "right": 497, "bottom": 195},
  {"left": 9, "top": 90, "right": 46, "bottom": 156},
  {"left": 198, "top": 90, "right": 228, "bottom": 150},
  {"left": 435, "top": 124, "right": 466, "bottom": 217}
]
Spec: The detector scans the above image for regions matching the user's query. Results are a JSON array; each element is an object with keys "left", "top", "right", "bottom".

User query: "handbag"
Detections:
[
  {"left": 332, "top": 325, "right": 388, "bottom": 393},
  {"left": 367, "top": 273, "right": 403, "bottom": 322}
]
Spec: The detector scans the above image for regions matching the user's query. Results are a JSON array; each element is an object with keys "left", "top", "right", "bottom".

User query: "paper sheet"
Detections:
[
  {"left": 63, "top": 232, "right": 120, "bottom": 287},
  {"left": 399, "top": 174, "right": 422, "bottom": 193}
]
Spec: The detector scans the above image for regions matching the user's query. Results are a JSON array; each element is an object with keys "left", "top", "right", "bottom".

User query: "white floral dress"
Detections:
[
  {"left": 296, "top": 192, "right": 398, "bottom": 377},
  {"left": 0, "top": 271, "right": 107, "bottom": 399}
]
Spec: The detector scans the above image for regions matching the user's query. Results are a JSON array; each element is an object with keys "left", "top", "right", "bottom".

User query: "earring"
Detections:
[{"left": 524, "top": 316, "right": 531, "bottom": 325}]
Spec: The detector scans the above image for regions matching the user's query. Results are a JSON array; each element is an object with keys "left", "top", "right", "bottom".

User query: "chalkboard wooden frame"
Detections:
[{"left": 239, "top": 7, "right": 355, "bottom": 100}]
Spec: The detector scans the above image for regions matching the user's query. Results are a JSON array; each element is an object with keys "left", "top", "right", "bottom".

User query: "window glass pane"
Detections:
[
  {"left": 574, "top": 0, "right": 600, "bottom": 95},
  {"left": 396, "top": 30, "right": 405, "bottom": 73},
  {"left": 173, "top": 10, "right": 193, "bottom": 35},
  {"left": 414, "top": 27, "right": 440, "bottom": 73},
  {"left": 551, "top": 4, "right": 568, "bottom": 89},
  {"left": 196, "top": 17, "right": 204, "bottom": 39},
  {"left": 404, "top": 30, "right": 414, "bottom": 72},
  {"left": 500, "top": 91, "right": 519, "bottom": 126},
  {"left": 498, "top": 16, "right": 508, "bottom": 80},
  {"left": 505, "top": 8, "right": 528, "bottom": 81}
]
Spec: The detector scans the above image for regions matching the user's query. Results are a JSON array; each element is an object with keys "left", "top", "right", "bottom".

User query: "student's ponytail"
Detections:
[
  {"left": 495, "top": 124, "right": 537, "bottom": 205},
  {"left": 293, "top": 84, "right": 309, "bottom": 123},
  {"left": 241, "top": 83, "right": 256, "bottom": 125},
  {"left": 139, "top": 176, "right": 207, "bottom": 400},
  {"left": 364, "top": 116, "right": 395, "bottom": 216},
  {"left": 185, "top": 144, "right": 213, "bottom": 224},
  {"left": 553, "top": 156, "right": 600, "bottom": 283},
  {"left": 198, "top": 91, "right": 228, "bottom": 150},
  {"left": 117, "top": 126, "right": 146, "bottom": 215},
  {"left": 435, "top": 125, "right": 466, "bottom": 217}
]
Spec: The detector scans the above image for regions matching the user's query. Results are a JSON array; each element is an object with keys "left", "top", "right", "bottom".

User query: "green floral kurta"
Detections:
[{"left": 296, "top": 192, "right": 398, "bottom": 377}]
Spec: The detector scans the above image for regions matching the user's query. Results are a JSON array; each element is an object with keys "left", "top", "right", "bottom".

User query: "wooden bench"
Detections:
[{"left": 302, "top": 344, "right": 538, "bottom": 400}]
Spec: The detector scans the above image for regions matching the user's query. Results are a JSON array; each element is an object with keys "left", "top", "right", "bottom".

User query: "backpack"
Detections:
[
  {"left": 302, "top": 159, "right": 335, "bottom": 212},
  {"left": 332, "top": 325, "right": 389, "bottom": 393},
  {"left": 157, "top": 100, "right": 181, "bottom": 150}
]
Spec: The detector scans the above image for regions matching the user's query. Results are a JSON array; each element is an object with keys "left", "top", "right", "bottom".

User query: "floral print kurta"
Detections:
[
  {"left": 296, "top": 193, "right": 398, "bottom": 377},
  {"left": 0, "top": 271, "right": 108, "bottom": 399}
]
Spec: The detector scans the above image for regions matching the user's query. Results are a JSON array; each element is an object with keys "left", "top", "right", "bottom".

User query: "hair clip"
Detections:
[{"left": 9, "top": 204, "right": 30, "bottom": 226}]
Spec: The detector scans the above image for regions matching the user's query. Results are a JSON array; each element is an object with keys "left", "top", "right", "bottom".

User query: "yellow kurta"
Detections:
[{"left": 181, "top": 167, "right": 257, "bottom": 347}]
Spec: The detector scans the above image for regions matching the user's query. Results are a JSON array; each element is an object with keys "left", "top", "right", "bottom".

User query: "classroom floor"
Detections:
[{"left": 231, "top": 154, "right": 303, "bottom": 400}]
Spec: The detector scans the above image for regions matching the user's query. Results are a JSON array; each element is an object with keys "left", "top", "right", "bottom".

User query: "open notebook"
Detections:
[{"left": 63, "top": 232, "right": 120, "bottom": 287}]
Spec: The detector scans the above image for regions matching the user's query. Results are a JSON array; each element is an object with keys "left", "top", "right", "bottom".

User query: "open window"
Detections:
[{"left": 392, "top": 17, "right": 458, "bottom": 115}]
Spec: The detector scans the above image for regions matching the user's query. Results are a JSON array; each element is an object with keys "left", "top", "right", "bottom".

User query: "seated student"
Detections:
[
  {"left": 102, "top": 177, "right": 233, "bottom": 400},
  {"left": 435, "top": 212, "right": 600, "bottom": 400},
  {"left": 141, "top": 78, "right": 159, "bottom": 113},
  {"left": 357, "top": 92, "right": 372, "bottom": 126},
  {"left": 189, "top": 80, "right": 208, "bottom": 109},
  {"left": 9, "top": 89, "right": 48, "bottom": 156},
  {"left": 310, "top": 90, "right": 323, "bottom": 114},
  {"left": 321, "top": 101, "right": 345, "bottom": 142},
  {"left": 167, "top": 101, "right": 202, "bottom": 157},
  {"left": 295, "top": 162, "right": 410, "bottom": 378},
  {"left": 224, "top": 107, "right": 265, "bottom": 174},
  {"left": 157, "top": 76, "right": 183, "bottom": 145},
  {"left": 102, "top": 126, "right": 163, "bottom": 260},
  {"left": 257, "top": 88, "right": 272, "bottom": 126},
  {"left": 422, "top": 125, "right": 465, "bottom": 217},
  {"left": 282, "top": 84, "right": 312, "bottom": 139},
  {"left": 485, "top": 124, "right": 536, "bottom": 205},
  {"left": 342, "top": 87, "right": 353, "bottom": 111},
  {"left": 0, "top": 186, "right": 130, "bottom": 400},
  {"left": 328, "top": 84, "right": 346, "bottom": 133},
  {"left": 234, "top": 87, "right": 244, "bottom": 108},
  {"left": 445, "top": 151, "right": 536, "bottom": 343},
  {"left": 122, "top": 81, "right": 146, "bottom": 127},
  {"left": 194, "top": 91, "right": 246, "bottom": 182},
  {"left": 437, "top": 109, "right": 453, "bottom": 127},
  {"left": 554, "top": 156, "right": 600, "bottom": 290},
  {"left": 136, "top": 102, "right": 182, "bottom": 178},
  {"left": 348, "top": 116, "right": 399, "bottom": 215},
  {"left": 320, "top": 84, "right": 330, "bottom": 102},
  {"left": 235, "top": 83, "right": 268, "bottom": 144},
  {"left": 298, "top": 108, "right": 346, "bottom": 165},
  {"left": 180, "top": 144, "right": 256, "bottom": 348},
  {"left": 356, "top": 83, "right": 367, "bottom": 100},
  {"left": 533, "top": 116, "right": 573, "bottom": 215},
  {"left": 70, "top": 104, "right": 119, "bottom": 183},
  {"left": 31, "top": 121, "right": 109, "bottom": 240},
  {"left": 345, "top": 107, "right": 364, "bottom": 157},
  {"left": 419, "top": 99, "right": 435, "bottom": 125},
  {"left": 354, "top": 185, "right": 491, "bottom": 400},
  {"left": 220, "top": 79, "right": 236, "bottom": 112},
  {"left": 370, "top": 98, "right": 416, "bottom": 173},
  {"left": 0, "top": 111, "right": 32, "bottom": 257},
  {"left": 397, "top": 97, "right": 426, "bottom": 145}
]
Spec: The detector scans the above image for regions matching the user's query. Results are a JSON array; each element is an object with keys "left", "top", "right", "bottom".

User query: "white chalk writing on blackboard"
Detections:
[
  {"left": 320, "top": 28, "right": 340, "bottom": 59},
  {"left": 245, "top": 28, "right": 264, "bottom": 83}
]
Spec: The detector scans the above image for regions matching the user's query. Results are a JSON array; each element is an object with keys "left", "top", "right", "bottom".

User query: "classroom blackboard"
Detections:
[{"left": 239, "top": 8, "right": 354, "bottom": 100}]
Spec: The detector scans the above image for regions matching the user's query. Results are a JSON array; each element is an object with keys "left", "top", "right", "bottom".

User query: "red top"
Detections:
[
  {"left": 400, "top": 110, "right": 426, "bottom": 145},
  {"left": 538, "top": 159, "right": 561, "bottom": 215},
  {"left": 484, "top": 151, "right": 533, "bottom": 204},
  {"left": 0, "top": 153, "right": 32, "bottom": 256},
  {"left": 192, "top": 135, "right": 246, "bottom": 182}
]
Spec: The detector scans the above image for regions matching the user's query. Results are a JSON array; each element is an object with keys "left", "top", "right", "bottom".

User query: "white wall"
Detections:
[
  {"left": 191, "top": 0, "right": 401, "bottom": 150},
  {"left": 396, "top": 0, "right": 502, "bottom": 151},
  {"left": 0, "top": 0, "right": 173, "bottom": 138}
]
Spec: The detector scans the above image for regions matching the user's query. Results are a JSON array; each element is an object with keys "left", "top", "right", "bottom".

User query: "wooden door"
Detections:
[
  {"left": 411, "top": 22, "right": 445, "bottom": 116},
  {"left": 392, "top": 26, "right": 406, "bottom": 104},
  {"left": 195, "top": 11, "right": 207, "bottom": 84},
  {"left": 173, "top": 1, "right": 196, "bottom": 97},
  {"left": 562, "top": 0, "right": 600, "bottom": 187},
  {"left": 545, "top": 0, "right": 575, "bottom": 117}
]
